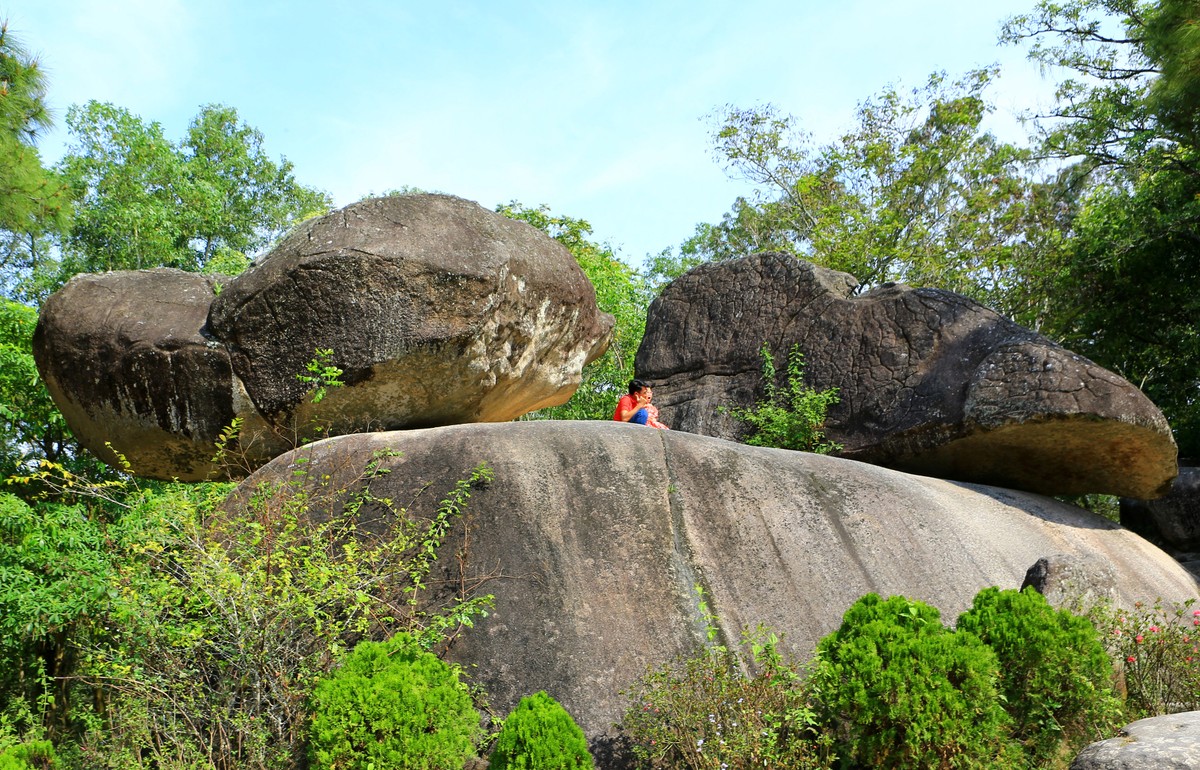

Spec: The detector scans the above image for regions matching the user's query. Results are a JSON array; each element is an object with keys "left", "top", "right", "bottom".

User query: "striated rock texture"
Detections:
[
  {"left": 1070, "top": 711, "right": 1200, "bottom": 769},
  {"left": 635, "top": 252, "right": 1177, "bottom": 499},
  {"left": 33, "top": 195, "right": 613, "bottom": 480},
  {"left": 229, "top": 421, "right": 1200, "bottom": 760}
]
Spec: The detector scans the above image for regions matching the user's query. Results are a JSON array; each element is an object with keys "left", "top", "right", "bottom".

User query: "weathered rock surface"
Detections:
[
  {"left": 32, "top": 269, "right": 240, "bottom": 480},
  {"left": 1021, "top": 553, "right": 1119, "bottom": 611},
  {"left": 208, "top": 194, "right": 612, "bottom": 428},
  {"left": 1071, "top": 711, "right": 1200, "bottom": 769},
  {"left": 230, "top": 421, "right": 1200, "bottom": 758},
  {"left": 635, "top": 252, "right": 1177, "bottom": 498},
  {"left": 1122, "top": 466, "right": 1200, "bottom": 553},
  {"left": 33, "top": 195, "right": 613, "bottom": 480}
]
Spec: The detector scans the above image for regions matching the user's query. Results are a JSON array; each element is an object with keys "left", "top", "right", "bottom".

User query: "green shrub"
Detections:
[
  {"left": 621, "top": 627, "right": 832, "bottom": 770},
  {"left": 1089, "top": 598, "right": 1200, "bottom": 718},
  {"left": 0, "top": 740, "right": 58, "bottom": 770},
  {"left": 489, "top": 691, "right": 593, "bottom": 770},
  {"left": 811, "top": 594, "right": 1019, "bottom": 769},
  {"left": 725, "top": 344, "right": 841, "bottom": 454},
  {"left": 956, "top": 587, "right": 1122, "bottom": 765},
  {"left": 309, "top": 633, "right": 481, "bottom": 770}
]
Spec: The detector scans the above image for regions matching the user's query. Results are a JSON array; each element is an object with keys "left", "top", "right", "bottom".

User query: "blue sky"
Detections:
[{"left": 7, "top": 1, "right": 1056, "bottom": 266}]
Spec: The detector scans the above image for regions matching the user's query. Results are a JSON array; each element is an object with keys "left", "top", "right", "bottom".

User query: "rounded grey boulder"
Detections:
[
  {"left": 636, "top": 252, "right": 1178, "bottom": 498},
  {"left": 228, "top": 421, "right": 1200, "bottom": 753}
]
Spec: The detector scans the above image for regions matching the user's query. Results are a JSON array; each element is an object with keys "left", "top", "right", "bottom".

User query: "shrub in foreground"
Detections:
[
  {"left": 1091, "top": 598, "right": 1200, "bottom": 718},
  {"left": 811, "top": 593, "right": 1020, "bottom": 769},
  {"left": 957, "top": 587, "right": 1122, "bottom": 765},
  {"left": 488, "top": 691, "right": 593, "bottom": 770},
  {"left": 0, "top": 739, "right": 58, "bottom": 770},
  {"left": 308, "top": 633, "right": 481, "bottom": 770},
  {"left": 621, "top": 627, "right": 832, "bottom": 769}
]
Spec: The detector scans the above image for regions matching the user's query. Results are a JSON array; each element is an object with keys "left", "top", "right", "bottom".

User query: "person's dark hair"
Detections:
[{"left": 628, "top": 379, "right": 649, "bottom": 395}]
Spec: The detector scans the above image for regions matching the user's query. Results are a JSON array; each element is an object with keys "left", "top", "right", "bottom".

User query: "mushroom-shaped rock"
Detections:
[
  {"left": 208, "top": 194, "right": 612, "bottom": 433},
  {"left": 226, "top": 421, "right": 1200, "bottom": 760},
  {"left": 635, "top": 252, "right": 1177, "bottom": 498}
]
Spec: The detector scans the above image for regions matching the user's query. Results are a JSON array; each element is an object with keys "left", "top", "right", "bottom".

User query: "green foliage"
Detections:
[
  {"left": 621, "top": 626, "right": 833, "bottom": 770},
  {"left": 725, "top": 344, "right": 841, "bottom": 454},
  {"left": 488, "top": 691, "right": 593, "bottom": 770},
  {"left": 1089, "top": 598, "right": 1200, "bottom": 718},
  {"left": 296, "top": 347, "right": 345, "bottom": 404},
  {"left": 956, "top": 587, "right": 1122, "bottom": 765},
  {"left": 0, "top": 21, "right": 72, "bottom": 302},
  {"left": 0, "top": 739, "right": 57, "bottom": 770},
  {"left": 0, "top": 452, "right": 495, "bottom": 768},
  {"left": 1002, "top": 0, "right": 1200, "bottom": 456},
  {"left": 811, "top": 594, "right": 1019, "bottom": 769},
  {"left": 0, "top": 491, "right": 120, "bottom": 732},
  {"left": 682, "top": 69, "right": 1052, "bottom": 317},
  {"left": 52, "top": 100, "right": 330, "bottom": 295},
  {"left": 308, "top": 632, "right": 481, "bottom": 770},
  {"left": 498, "top": 202, "right": 649, "bottom": 421},
  {"left": 0, "top": 300, "right": 72, "bottom": 482}
]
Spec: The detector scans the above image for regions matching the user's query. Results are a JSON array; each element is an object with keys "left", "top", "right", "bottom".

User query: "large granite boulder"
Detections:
[
  {"left": 635, "top": 252, "right": 1177, "bottom": 499},
  {"left": 1071, "top": 711, "right": 1200, "bottom": 769},
  {"left": 33, "top": 195, "right": 613, "bottom": 480},
  {"left": 228, "top": 421, "right": 1199, "bottom": 760}
]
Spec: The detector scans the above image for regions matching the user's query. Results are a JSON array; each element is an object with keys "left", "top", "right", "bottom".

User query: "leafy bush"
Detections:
[
  {"left": 725, "top": 344, "right": 841, "bottom": 453},
  {"left": 308, "top": 633, "right": 481, "bottom": 770},
  {"left": 35, "top": 454, "right": 496, "bottom": 769},
  {"left": 621, "top": 626, "right": 832, "bottom": 770},
  {"left": 0, "top": 739, "right": 58, "bottom": 769},
  {"left": 489, "top": 691, "right": 593, "bottom": 770},
  {"left": 956, "top": 587, "right": 1122, "bottom": 766},
  {"left": 811, "top": 594, "right": 1019, "bottom": 769},
  {"left": 1090, "top": 598, "right": 1200, "bottom": 718}
]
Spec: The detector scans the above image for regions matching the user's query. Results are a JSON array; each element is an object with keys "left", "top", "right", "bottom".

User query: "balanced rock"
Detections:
[
  {"left": 33, "top": 195, "right": 613, "bottom": 480},
  {"left": 1071, "top": 711, "right": 1200, "bottom": 769},
  {"left": 230, "top": 421, "right": 1199, "bottom": 757},
  {"left": 635, "top": 252, "right": 1177, "bottom": 498}
]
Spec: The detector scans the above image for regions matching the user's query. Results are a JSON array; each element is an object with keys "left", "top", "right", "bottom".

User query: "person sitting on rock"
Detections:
[{"left": 613, "top": 379, "right": 669, "bottom": 429}]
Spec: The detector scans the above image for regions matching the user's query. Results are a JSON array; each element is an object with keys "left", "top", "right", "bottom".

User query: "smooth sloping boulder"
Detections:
[
  {"left": 228, "top": 421, "right": 1199, "bottom": 756},
  {"left": 32, "top": 269, "right": 243, "bottom": 480},
  {"left": 208, "top": 194, "right": 612, "bottom": 429},
  {"left": 635, "top": 252, "right": 1177, "bottom": 498},
  {"left": 1071, "top": 712, "right": 1200, "bottom": 769},
  {"left": 32, "top": 195, "right": 613, "bottom": 480}
]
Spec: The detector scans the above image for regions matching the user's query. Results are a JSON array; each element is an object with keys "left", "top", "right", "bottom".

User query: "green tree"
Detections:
[
  {"left": 498, "top": 203, "right": 649, "bottom": 420},
  {"left": 1002, "top": 0, "right": 1200, "bottom": 457},
  {"left": 0, "top": 300, "right": 70, "bottom": 479},
  {"left": 0, "top": 20, "right": 71, "bottom": 302},
  {"left": 665, "top": 69, "right": 1057, "bottom": 320},
  {"left": 54, "top": 101, "right": 330, "bottom": 292}
]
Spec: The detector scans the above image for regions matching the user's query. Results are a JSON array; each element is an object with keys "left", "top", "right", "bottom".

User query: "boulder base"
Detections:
[{"left": 229, "top": 421, "right": 1199, "bottom": 756}]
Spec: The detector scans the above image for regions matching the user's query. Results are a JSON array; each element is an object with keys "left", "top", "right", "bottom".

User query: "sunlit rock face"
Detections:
[
  {"left": 635, "top": 252, "right": 1177, "bottom": 499},
  {"left": 33, "top": 195, "right": 612, "bottom": 480},
  {"left": 228, "top": 421, "right": 1200, "bottom": 762}
]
